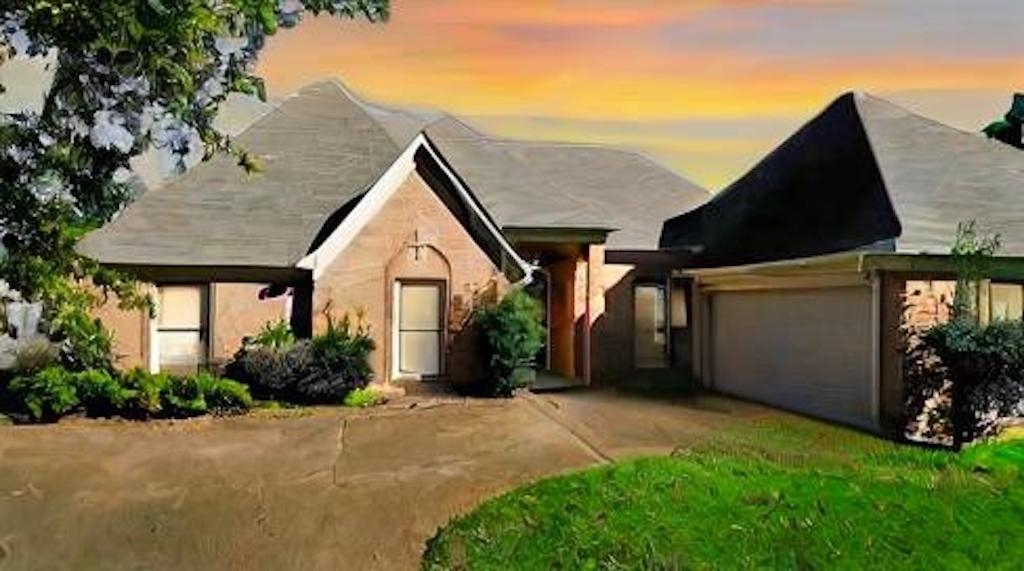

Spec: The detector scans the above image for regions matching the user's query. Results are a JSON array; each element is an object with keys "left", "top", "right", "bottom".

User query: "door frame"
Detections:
[{"left": 390, "top": 279, "right": 447, "bottom": 381}]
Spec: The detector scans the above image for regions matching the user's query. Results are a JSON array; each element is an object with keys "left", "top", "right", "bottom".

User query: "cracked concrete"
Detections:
[{"left": 0, "top": 391, "right": 778, "bottom": 570}]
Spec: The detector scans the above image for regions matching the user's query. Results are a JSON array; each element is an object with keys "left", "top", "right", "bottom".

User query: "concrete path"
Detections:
[{"left": 0, "top": 390, "right": 777, "bottom": 570}]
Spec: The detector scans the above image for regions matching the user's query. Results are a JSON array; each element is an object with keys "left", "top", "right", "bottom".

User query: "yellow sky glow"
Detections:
[{"left": 256, "top": 0, "right": 1022, "bottom": 188}]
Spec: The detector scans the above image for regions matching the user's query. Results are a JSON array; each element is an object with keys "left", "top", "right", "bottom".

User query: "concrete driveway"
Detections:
[{"left": 0, "top": 390, "right": 776, "bottom": 570}]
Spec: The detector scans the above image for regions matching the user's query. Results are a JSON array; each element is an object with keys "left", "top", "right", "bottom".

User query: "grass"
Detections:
[{"left": 423, "top": 417, "right": 1024, "bottom": 570}]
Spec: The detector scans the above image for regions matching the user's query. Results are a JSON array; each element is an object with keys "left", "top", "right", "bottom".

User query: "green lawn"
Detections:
[{"left": 423, "top": 417, "right": 1024, "bottom": 570}]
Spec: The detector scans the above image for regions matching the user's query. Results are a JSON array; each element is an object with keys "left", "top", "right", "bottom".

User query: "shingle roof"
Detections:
[
  {"left": 79, "top": 81, "right": 405, "bottom": 268},
  {"left": 660, "top": 92, "right": 1024, "bottom": 266},
  {"left": 80, "top": 80, "right": 709, "bottom": 268},
  {"left": 426, "top": 117, "right": 709, "bottom": 250}
]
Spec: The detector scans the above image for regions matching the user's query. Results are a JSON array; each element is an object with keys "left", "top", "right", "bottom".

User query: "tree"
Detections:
[
  {"left": 983, "top": 93, "right": 1024, "bottom": 149},
  {"left": 0, "top": 0, "right": 389, "bottom": 369}
]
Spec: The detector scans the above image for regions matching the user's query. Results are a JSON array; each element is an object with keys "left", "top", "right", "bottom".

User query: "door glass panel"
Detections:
[
  {"left": 399, "top": 331, "right": 441, "bottom": 375},
  {"left": 400, "top": 284, "right": 441, "bottom": 330},
  {"left": 635, "top": 284, "right": 668, "bottom": 368}
]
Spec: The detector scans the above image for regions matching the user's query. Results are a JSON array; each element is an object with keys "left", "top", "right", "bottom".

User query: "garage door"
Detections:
[{"left": 710, "top": 286, "right": 875, "bottom": 429}]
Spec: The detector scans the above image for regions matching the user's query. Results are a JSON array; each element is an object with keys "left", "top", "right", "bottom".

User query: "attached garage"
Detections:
[{"left": 707, "top": 286, "right": 876, "bottom": 429}]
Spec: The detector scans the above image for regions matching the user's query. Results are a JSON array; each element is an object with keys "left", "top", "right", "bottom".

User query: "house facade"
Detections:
[
  {"left": 79, "top": 81, "right": 708, "bottom": 387},
  {"left": 81, "top": 83, "right": 1024, "bottom": 436}
]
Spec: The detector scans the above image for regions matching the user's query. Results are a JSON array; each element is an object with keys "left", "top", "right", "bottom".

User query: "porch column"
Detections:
[
  {"left": 549, "top": 258, "right": 577, "bottom": 379},
  {"left": 583, "top": 244, "right": 605, "bottom": 384}
]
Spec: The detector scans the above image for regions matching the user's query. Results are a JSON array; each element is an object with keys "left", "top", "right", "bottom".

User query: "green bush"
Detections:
[
  {"left": 3, "top": 366, "right": 252, "bottom": 423},
  {"left": 471, "top": 289, "right": 545, "bottom": 397},
  {"left": 8, "top": 366, "right": 80, "bottom": 422},
  {"left": 908, "top": 318, "right": 1024, "bottom": 445},
  {"left": 73, "top": 368, "right": 128, "bottom": 418},
  {"left": 185, "top": 372, "right": 253, "bottom": 414},
  {"left": 299, "top": 315, "right": 375, "bottom": 401},
  {"left": 226, "top": 316, "right": 374, "bottom": 404},
  {"left": 119, "top": 368, "right": 171, "bottom": 418},
  {"left": 343, "top": 386, "right": 382, "bottom": 408}
]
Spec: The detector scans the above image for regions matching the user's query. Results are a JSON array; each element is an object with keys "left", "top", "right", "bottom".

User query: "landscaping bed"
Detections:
[{"left": 423, "top": 418, "right": 1024, "bottom": 570}]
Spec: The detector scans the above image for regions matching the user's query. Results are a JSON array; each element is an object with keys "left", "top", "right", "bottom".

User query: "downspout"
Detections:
[{"left": 869, "top": 269, "right": 882, "bottom": 431}]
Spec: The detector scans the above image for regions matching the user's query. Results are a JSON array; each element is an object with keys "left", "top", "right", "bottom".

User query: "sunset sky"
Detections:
[{"left": 256, "top": 0, "right": 1024, "bottom": 189}]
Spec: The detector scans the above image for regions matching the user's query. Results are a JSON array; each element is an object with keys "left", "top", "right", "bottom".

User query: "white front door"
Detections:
[{"left": 394, "top": 281, "right": 444, "bottom": 379}]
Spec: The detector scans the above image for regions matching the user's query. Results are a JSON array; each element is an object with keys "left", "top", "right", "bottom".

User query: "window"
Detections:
[
  {"left": 156, "top": 285, "right": 209, "bottom": 373},
  {"left": 634, "top": 284, "right": 669, "bottom": 368},
  {"left": 670, "top": 279, "right": 688, "bottom": 328},
  {"left": 990, "top": 283, "right": 1024, "bottom": 322},
  {"left": 395, "top": 281, "right": 444, "bottom": 378}
]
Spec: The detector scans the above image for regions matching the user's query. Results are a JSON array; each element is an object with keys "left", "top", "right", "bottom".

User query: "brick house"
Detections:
[{"left": 78, "top": 81, "right": 709, "bottom": 387}]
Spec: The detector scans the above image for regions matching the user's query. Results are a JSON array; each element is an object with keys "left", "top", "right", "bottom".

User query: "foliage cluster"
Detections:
[
  {"left": 984, "top": 93, "right": 1024, "bottom": 149},
  {"left": 0, "top": 0, "right": 388, "bottom": 372},
  {"left": 343, "top": 386, "right": 383, "bottom": 408},
  {"left": 907, "top": 319, "right": 1024, "bottom": 445},
  {"left": 1, "top": 365, "right": 252, "bottom": 423},
  {"left": 903, "top": 221, "right": 1022, "bottom": 447},
  {"left": 424, "top": 417, "right": 1024, "bottom": 570},
  {"left": 471, "top": 289, "right": 545, "bottom": 397},
  {"left": 225, "top": 315, "right": 375, "bottom": 403}
]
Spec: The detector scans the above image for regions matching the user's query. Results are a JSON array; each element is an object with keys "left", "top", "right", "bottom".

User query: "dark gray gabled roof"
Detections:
[
  {"left": 79, "top": 81, "right": 410, "bottom": 268},
  {"left": 80, "top": 80, "right": 709, "bottom": 269},
  {"left": 426, "top": 117, "right": 709, "bottom": 250},
  {"left": 661, "top": 92, "right": 1024, "bottom": 267}
]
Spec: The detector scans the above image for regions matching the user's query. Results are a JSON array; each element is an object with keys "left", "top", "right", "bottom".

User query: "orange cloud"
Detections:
[{"left": 255, "top": 0, "right": 1018, "bottom": 187}]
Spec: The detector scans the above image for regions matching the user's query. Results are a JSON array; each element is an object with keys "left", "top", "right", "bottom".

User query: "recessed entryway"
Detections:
[{"left": 634, "top": 283, "right": 669, "bottom": 368}]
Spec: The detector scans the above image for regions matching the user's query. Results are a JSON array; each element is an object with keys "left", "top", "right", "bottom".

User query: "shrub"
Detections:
[
  {"left": 224, "top": 342, "right": 312, "bottom": 399},
  {"left": 49, "top": 303, "right": 115, "bottom": 372},
  {"left": 226, "top": 314, "right": 375, "bottom": 404},
  {"left": 2, "top": 365, "right": 252, "bottom": 423},
  {"left": 910, "top": 319, "right": 1024, "bottom": 445},
  {"left": 189, "top": 372, "right": 253, "bottom": 413},
  {"left": 8, "top": 366, "right": 80, "bottom": 422},
  {"left": 344, "top": 386, "right": 382, "bottom": 408},
  {"left": 471, "top": 289, "right": 545, "bottom": 397},
  {"left": 297, "top": 315, "right": 375, "bottom": 401},
  {"left": 119, "top": 368, "right": 172, "bottom": 418},
  {"left": 73, "top": 368, "right": 128, "bottom": 418}
]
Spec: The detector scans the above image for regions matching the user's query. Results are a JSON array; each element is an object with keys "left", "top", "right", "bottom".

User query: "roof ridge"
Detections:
[
  {"left": 852, "top": 91, "right": 984, "bottom": 139},
  {"left": 424, "top": 114, "right": 489, "bottom": 138},
  {"left": 490, "top": 138, "right": 708, "bottom": 192}
]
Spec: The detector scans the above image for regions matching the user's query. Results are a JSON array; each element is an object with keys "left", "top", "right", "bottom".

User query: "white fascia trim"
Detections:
[
  {"left": 297, "top": 134, "right": 534, "bottom": 283},
  {"left": 683, "top": 251, "right": 865, "bottom": 278},
  {"left": 418, "top": 136, "right": 534, "bottom": 286}
]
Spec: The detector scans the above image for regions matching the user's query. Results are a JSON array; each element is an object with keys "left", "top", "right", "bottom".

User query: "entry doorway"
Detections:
[
  {"left": 634, "top": 283, "right": 669, "bottom": 368},
  {"left": 392, "top": 281, "right": 445, "bottom": 380}
]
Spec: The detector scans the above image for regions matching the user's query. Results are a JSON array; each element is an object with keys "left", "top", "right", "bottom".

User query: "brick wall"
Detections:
[
  {"left": 312, "top": 167, "right": 508, "bottom": 384},
  {"left": 211, "top": 283, "right": 290, "bottom": 365}
]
